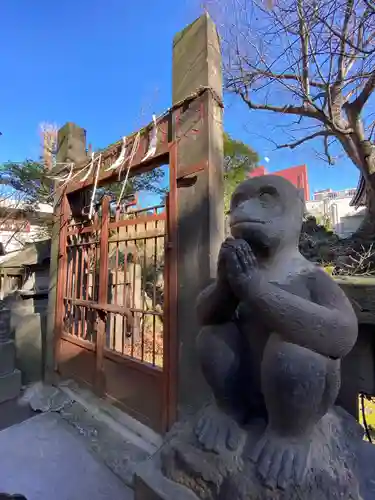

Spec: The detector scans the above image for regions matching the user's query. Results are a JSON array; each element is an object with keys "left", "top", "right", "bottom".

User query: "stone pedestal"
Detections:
[
  {"left": 134, "top": 404, "right": 375, "bottom": 500},
  {"left": 0, "top": 308, "right": 21, "bottom": 402}
]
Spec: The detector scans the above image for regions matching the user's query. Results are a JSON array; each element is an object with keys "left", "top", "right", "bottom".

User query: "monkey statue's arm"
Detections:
[
  {"left": 225, "top": 241, "right": 357, "bottom": 359},
  {"left": 245, "top": 268, "right": 357, "bottom": 359},
  {"left": 196, "top": 280, "right": 239, "bottom": 326}
]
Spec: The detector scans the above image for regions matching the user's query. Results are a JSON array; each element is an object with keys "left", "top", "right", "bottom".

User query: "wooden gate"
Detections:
[{"left": 54, "top": 166, "right": 177, "bottom": 433}]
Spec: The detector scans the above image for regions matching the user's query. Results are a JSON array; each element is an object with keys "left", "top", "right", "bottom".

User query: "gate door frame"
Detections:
[{"left": 54, "top": 143, "right": 177, "bottom": 434}]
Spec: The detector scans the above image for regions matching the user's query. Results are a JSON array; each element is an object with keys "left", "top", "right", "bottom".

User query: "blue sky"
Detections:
[{"left": 0, "top": 0, "right": 360, "bottom": 201}]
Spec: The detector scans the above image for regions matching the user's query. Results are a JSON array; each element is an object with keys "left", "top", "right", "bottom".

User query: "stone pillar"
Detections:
[
  {"left": 45, "top": 123, "right": 87, "bottom": 382},
  {"left": 0, "top": 307, "right": 21, "bottom": 402},
  {"left": 172, "top": 14, "right": 224, "bottom": 416}
]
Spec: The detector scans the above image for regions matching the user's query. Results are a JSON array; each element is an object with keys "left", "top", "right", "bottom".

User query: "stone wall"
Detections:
[{"left": 334, "top": 277, "right": 375, "bottom": 418}]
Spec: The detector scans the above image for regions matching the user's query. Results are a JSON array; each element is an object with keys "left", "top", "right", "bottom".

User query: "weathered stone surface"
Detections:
[
  {"left": 14, "top": 312, "right": 46, "bottom": 384},
  {"left": 172, "top": 12, "right": 224, "bottom": 417},
  {"left": 134, "top": 450, "right": 199, "bottom": 500},
  {"left": 142, "top": 404, "right": 375, "bottom": 500}
]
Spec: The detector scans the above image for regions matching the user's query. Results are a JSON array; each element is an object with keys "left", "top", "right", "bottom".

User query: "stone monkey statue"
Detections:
[{"left": 195, "top": 175, "right": 358, "bottom": 490}]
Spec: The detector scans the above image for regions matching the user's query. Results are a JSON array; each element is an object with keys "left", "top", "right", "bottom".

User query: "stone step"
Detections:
[
  {"left": 21, "top": 381, "right": 161, "bottom": 489},
  {"left": 0, "top": 412, "right": 133, "bottom": 500},
  {"left": 58, "top": 379, "right": 162, "bottom": 454}
]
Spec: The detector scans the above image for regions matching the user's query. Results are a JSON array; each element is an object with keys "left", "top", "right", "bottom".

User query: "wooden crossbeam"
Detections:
[{"left": 61, "top": 113, "right": 170, "bottom": 194}]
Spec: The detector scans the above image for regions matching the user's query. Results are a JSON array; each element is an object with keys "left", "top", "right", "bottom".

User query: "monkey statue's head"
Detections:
[{"left": 229, "top": 175, "right": 304, "bottom": 256}]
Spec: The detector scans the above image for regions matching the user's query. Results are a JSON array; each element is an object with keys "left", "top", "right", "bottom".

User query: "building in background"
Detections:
[
  {"left": 306, "top": 188, "right": 364, "bottom": 238},
  {"left": 0, "top": 200, "right": 53, "bottom": 254},
  {"left": 249, "top": 164, "right": 310, "bottom": 201},
  {"left": 312, "top": 188, "right": 357, "bottom": 201}
]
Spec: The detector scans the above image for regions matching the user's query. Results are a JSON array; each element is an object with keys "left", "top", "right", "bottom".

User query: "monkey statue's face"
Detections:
[{"left": 229, "top": 175, "right": 304, "bottom": 253}]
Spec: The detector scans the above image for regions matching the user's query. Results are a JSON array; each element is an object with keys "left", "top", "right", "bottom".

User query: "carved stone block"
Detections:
[
  {"left": 0, "top": 308, "right": 11, "bottom": 343},
  {"left": 0, "top": 369, "right": 21, "bottom": 404},
  {"left": 0, "top": 341, "right": 16, "bottom": 377}
]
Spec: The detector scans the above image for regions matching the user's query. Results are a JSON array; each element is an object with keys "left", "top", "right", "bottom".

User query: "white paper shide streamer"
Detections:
[
  {"left": 141, "top": 114, "right": 157, "bottom": 162},
  {"left": 105, "top": 136, "right": 128, "bottom": 172},
  {"left": 117, "top": 132, "right": 141, "bottom": 207},
  {"left": 81, "top": 152, "right": 96, "bottom": 182},
  {"left": 45, "top": 112, "right": 160, "bottom": 213},
  {"left": 89, "top": 153, "right": 102, "bottom": 220}
]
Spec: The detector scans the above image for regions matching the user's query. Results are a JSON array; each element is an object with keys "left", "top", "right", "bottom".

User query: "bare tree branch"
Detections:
[
  {"left": 363, "top": 0, "right": 375, "bottom": 11},
  {"left": 324, "top": 134, "right": 336, "bottom": 165},
  {"left": 297, "top": 0, "right": 310, "bottom": 96},
  {"left": 317, "top": 10, "right": 375, "bottom": 56},
  {"left": 229, "top": 70, "right": 327, "bottom": 88},
  {"left": 277, "top": 130, "right": 333, "bottom": 149},
  {"left": 238, "top": 89, "right": 321, "bottom": 118},
  {"left": 210, "top": 0, "right": 375, "bottom": 232},
  {"left": 337, "top": 0, "right": 355, "bottom": 81},
  {"left": 350, "top": 71, "right": 375, "bottom": 113}
]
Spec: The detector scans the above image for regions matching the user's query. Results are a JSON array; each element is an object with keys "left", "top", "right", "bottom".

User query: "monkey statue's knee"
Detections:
[
  {"left": 197, "top": 323, "right": 243, "bottom": 407},
  {"left": 261, "top": 335, "right": 339, "bottom": 435},
  {"left": 196, "top": 322, "right": 242, "bottom": 381}
]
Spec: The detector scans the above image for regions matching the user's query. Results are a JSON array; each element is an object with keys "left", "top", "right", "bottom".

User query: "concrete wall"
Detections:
[{"left": 338, "top": 213, "right": 364, "bottom": 238}]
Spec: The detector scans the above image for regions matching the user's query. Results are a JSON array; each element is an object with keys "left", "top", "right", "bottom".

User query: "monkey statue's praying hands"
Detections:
[{"left": 195, "top": 175, "right": 358, "bottom": 490}]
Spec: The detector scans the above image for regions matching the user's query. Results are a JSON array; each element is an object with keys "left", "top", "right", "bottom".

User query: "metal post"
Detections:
[
  {"left": 163, "top": 141, "right": 178, "bottom": 430},
  {"left": 95, "top": 196, "right": 110, "bottom": 395}
]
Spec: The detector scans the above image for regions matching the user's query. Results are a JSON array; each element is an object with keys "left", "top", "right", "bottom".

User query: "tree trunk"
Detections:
[{"left": 353, "top": 178, "right": 375, "bottom": 240}]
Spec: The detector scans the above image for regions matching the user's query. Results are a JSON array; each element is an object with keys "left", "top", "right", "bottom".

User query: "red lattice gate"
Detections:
[{"left": 54, "top": 157, "right": 177, "bottom": 434}]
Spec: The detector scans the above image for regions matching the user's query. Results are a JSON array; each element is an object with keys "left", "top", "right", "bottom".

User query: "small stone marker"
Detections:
[{"left": 0, "top": 307, "right": 21, "bottom": 403}]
